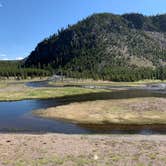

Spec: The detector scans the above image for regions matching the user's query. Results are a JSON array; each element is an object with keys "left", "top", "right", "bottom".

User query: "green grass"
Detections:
[
  {"left": 0, "top": 81, "right": 107, "bottom": 101},
  {"left": 49, "top": 79, "right": 166, "bottom": 87}
]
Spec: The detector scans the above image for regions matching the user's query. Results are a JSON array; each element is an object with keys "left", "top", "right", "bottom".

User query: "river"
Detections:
[{"left": 0, "top": 81, "right": 166, "bottom": 134}]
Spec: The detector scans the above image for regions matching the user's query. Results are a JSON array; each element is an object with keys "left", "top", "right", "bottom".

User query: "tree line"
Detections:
[
  {"left": 1, "top": 60, "right": 166, "bottom": 82},
  {"left": 0, "top": 61, "right": 51, "bottom": 79},
  {"left": 61, "top": 66, "right": 166, "bottom": 82}
]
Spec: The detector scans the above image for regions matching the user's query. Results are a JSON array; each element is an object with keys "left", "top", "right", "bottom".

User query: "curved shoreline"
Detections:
[
  {"left": 34, "top": 97, "right": 166, "bottom": 126},
  {"left": 1, "top": 80, "right": 166, "bottom": 134}
]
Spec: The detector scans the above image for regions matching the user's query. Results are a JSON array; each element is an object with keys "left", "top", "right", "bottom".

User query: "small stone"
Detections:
[
  {"left": 6, "top": 140, "right": 11, "bottom": 143},
  {"left": 94, "top": 154, "right": 98, "bottom": 160}
]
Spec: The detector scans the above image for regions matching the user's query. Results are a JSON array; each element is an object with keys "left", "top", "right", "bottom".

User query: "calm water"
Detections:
[
  {"left": 0, "top": 99, "right": 90, "bottom": 134},
  {"left": 0, "top": 81, "right": 166, "bottom": 134}
]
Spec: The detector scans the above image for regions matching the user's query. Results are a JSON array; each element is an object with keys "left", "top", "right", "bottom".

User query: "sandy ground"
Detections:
[{"left": 0, "top": 134, "right": 165, "bottom": 166}]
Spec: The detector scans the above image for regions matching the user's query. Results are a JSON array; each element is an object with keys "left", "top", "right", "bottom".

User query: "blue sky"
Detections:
[{"left": 0, "top": 0, "right": 166, "bottom": 60}]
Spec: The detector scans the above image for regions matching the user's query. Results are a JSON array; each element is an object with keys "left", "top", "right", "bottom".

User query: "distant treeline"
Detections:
[
  {"left": 0, "top": 61, "right": 51, "bottom": 79},
  {"left": 61, "top": 66, "right": 166, "bottom": 82},
  {"left": 1, "top": 61, "right": 166, "bottom": 82}
]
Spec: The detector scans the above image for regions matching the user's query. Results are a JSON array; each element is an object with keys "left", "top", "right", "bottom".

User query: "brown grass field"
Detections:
[{"left": 35, "top": 97, "right": 166, "bottom": 125}]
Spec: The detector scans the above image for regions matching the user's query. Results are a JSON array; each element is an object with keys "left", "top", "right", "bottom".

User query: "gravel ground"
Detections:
[{"left": 0, "top": 134, "right": 165, "bottom": 166}]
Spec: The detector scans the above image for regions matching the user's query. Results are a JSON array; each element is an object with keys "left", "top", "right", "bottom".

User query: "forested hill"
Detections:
[{"left": 24, "top": 13, "right": 166, "bottom": 81}]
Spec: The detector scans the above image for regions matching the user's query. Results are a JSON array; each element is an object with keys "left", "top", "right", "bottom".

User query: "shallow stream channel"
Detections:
[{"left": 0, "top": 81, "right": 166, "bottom": 134}]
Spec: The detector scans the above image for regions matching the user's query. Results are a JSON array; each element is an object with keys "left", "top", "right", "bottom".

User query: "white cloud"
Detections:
[
  {"left": 0, "top": 54, "right": 9, "bottom": 60},
  {"left": 0, "top": 54, "right": 7, "bottom": 57},
  {"left": 16, "top": 57, "right": 24, "bottom": 60},
  {"left": 1, "top": 58, "right": 9, "bottom": 60},
  {"left": 0, "top": 54, "right": 24, "bottom": 61}
]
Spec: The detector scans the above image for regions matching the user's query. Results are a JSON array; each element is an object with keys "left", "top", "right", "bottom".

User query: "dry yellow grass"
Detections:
[{"left": 35, "top": 97, "right": 166, "bottom": 125}]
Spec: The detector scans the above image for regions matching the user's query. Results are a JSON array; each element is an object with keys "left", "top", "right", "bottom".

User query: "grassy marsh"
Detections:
[
  {"left": 0, "top": 84, "right": 106, "bottom": 101},
  {"left": 35, "top": 97, "right": 166, "bottom": 125},
  {"left": 1, "top": 79, "right": 166, "bottom": 125},
  {"left": 49, "top": 79, "right": 166, "bottom": 87}
]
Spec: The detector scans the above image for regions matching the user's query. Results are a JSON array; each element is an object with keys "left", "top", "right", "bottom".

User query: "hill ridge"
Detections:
[{"left": 24, "top": 12, "right": 166, "bottom": 81}]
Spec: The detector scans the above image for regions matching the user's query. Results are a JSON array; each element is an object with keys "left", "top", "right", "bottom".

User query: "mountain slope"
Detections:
[{"left": 24, "top": 13, "right": 166, "bottom": 81}]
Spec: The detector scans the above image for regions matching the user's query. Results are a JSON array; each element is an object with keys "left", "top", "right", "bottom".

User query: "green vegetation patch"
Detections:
[{"left": 0, "top": 81, "right": 107, "bottom": 101}]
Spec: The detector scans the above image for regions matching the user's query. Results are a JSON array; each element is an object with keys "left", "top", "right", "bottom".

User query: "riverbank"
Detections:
[
  {"left": 49, "top": 79, "right": 166, "bottom": 87},
  {"left": 0, "top": 80, "right": 166, "bottom": 165},
  {"left": 0, "top": 81, "right": 106, "bottom": 101},
  {"left": 0, "top": 134, "right": 165, "bottom": 166},
  {"left": 35, "top": 97, "right": 166, "bottom": 125},
  {"left": 0, "top": 78, "right": 165, "bottom": 102},
  {"left": 1, "top": 80, "right": 166, "bottom": 125},
  {"left": 0, "top": 78, "right": 48, "bottom": 90},
  {"left": 1, "top": 78, "right": 159, "bottom": 101}
]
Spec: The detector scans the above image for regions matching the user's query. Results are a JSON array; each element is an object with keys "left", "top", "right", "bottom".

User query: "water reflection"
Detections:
[{"left": 0, "top": 100, "right": 89, "bottom": 134}]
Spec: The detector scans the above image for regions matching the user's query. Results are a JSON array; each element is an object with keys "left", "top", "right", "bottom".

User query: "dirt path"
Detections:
[{"left": 0, "top": 134, "right": 165, "bottom": 166}]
